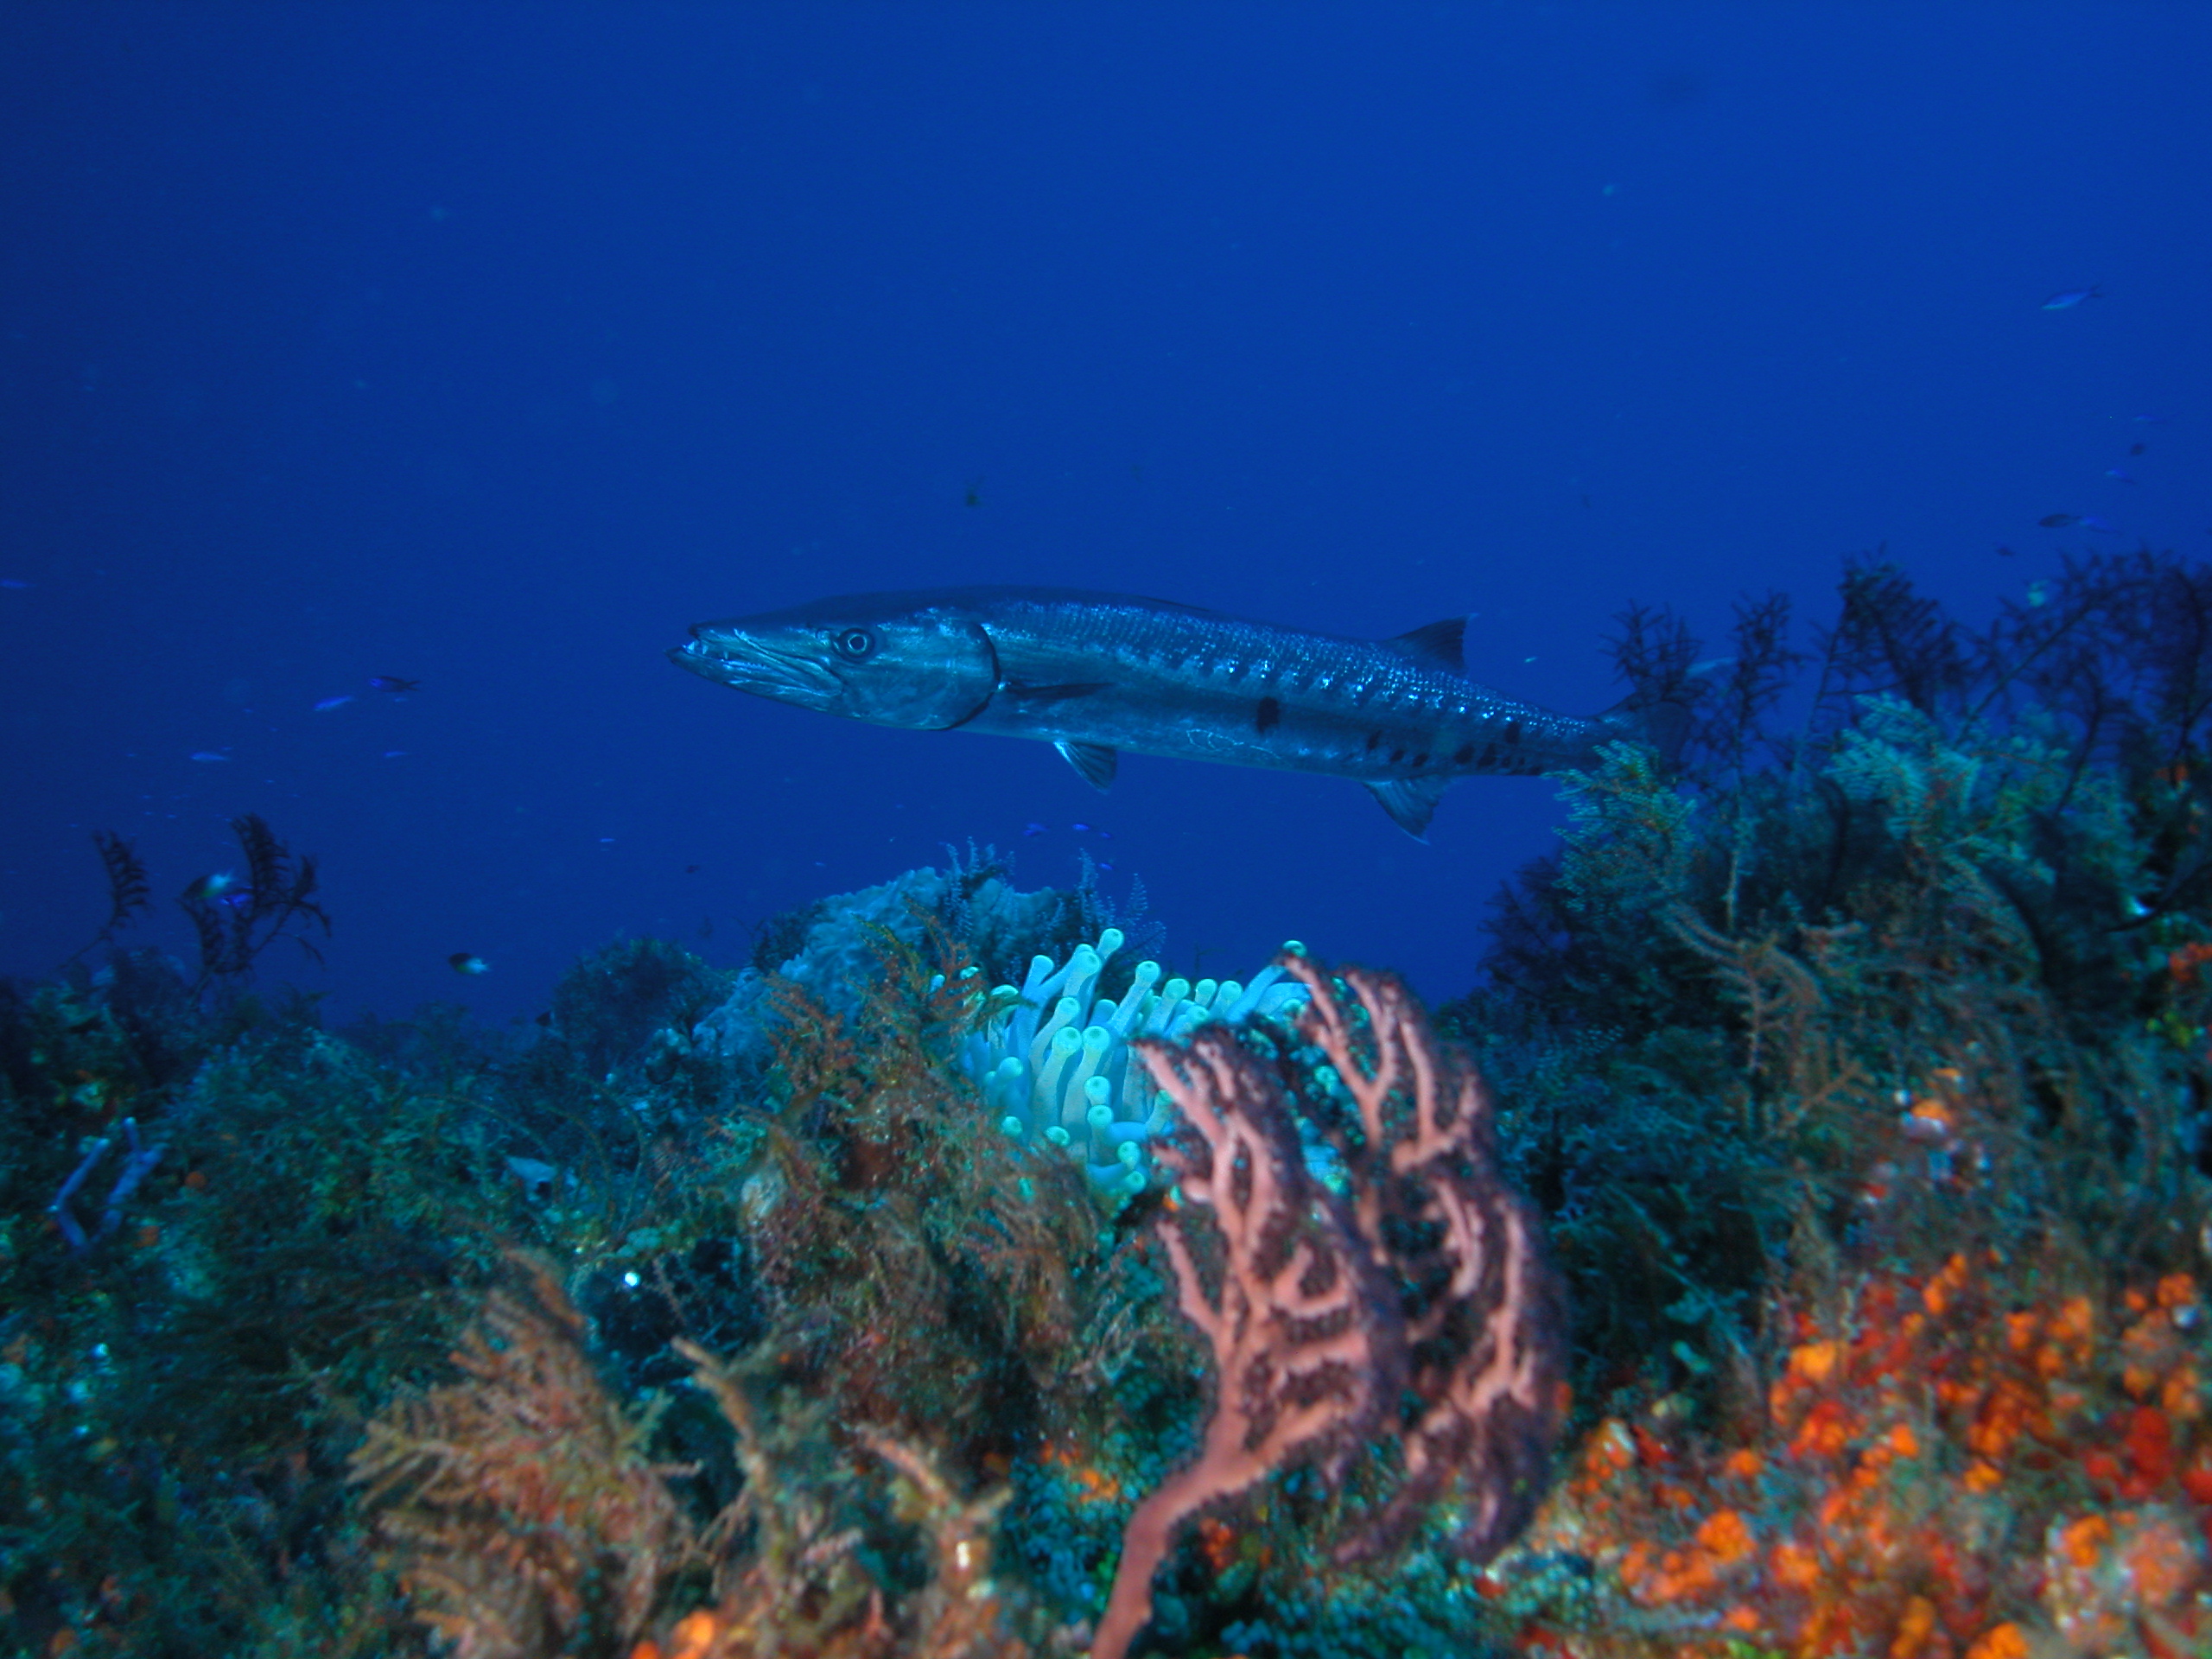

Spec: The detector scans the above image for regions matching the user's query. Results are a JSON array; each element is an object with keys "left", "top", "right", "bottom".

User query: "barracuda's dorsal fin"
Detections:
[
  {"left": 1055, "top": 740, "right": 1118, "bottom": 791},
  {"left": 1385, "top": 616, "right": 1467, "bottom": 673},
  {"left": 1364, "top": 775, "right": 1452, "bottom": 840}
]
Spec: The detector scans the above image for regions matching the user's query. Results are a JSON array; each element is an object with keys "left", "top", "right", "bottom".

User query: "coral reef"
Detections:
[
  {"left": 10, "top": 550, "right": 2212, "bottom": 1656},
  {"left": 1449, "top": 548, "right": 2212, "bottom": 1656},
  {"left": 351, "top": 1254, "right": 694, "bottom": 1659}
]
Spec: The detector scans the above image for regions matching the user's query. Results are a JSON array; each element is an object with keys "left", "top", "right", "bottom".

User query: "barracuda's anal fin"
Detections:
[
  {"left": 1384, "top": 616, "right": 1468, "bottom": 674},
  {"left": 1055, "top": 740, "right": 1118, "bottom": 791},
  {"left": 1365, "top": 775, "right": 1451, "bottom": 841}
]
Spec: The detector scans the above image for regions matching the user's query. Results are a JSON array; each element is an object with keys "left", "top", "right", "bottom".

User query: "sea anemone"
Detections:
[{"left": 960, "top": 928, "right": 1307, "bottom": 1196}]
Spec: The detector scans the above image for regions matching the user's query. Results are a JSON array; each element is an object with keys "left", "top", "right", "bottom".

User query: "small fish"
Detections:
[
  {"left": 181, "top": 872, "right": 239, "bottom": 902},
  {"left": 963, "top": 479, "right": 984, "bottom": 507},
  {"left": 2107, "top": 468, "right": 2137, "bottom": 484},
  {"left": 2132, "top": 442, "right": 2149, "bottom": 456},
  {"left": 1072, "top": 822, "right": 1092, "bottom": 833},
  {"left": 1996, "top": 545, "right": 2016, "bottom": 557},
  {"left": 368, "top": 676, "right": 421, "bottom": 693},
  {"left": 189, "top": 750, "right": 232, "bottom": 762},
  {"left": 1022, "top": 822, "right": 1048, "bottom": 837},
  {"left": 2081, "top": 515, "right": 2117, "bottom": 534},
  {"left": 2040, "top": 285, "right": 2102, "bottom": 310},
  {"left": 2027, "top": 581, "right": 2050, "bottom": 608},
  {"left": 684, "top": 863, "right": 702, "bottom": 874},
  {"left": 382, "top": 750, "right": 408, "bottom": 759},
  {"left": 448, "top": 953, "right": 490, "bottom": 976},
  {"left": 0, "top": 578, "right": 31, "bottom": 590},
  {"left": 2038, "top": 514, "right": 2081, "bottom": 529},
  {"left": 313, "top": 695, "right": 354, "bottom": 713}
]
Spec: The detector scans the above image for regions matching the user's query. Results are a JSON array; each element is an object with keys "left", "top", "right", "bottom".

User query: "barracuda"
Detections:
[{"left": 668, "top": 587, "right": 1681, "bottom": 838}]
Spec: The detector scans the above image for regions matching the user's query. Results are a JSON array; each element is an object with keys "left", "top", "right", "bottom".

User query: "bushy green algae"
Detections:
[{"left": 1452, "top": 551, "right": 2212, "bottom": 1446}]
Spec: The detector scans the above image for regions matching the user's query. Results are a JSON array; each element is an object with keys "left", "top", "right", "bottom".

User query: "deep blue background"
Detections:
[{"left": 4, "top": 4, "right": 2209, "bottom": 1026}]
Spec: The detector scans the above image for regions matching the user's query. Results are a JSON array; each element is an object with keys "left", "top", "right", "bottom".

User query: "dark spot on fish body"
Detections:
[
  {"left": 1412, "top": 753, "right": 1428, "bottom": 767},
  {"left": 1389, "top": 748, "right": 1405, "bottom": 764},
  {"left": 1503, "top": 720, "right": 1522, "bottom": 746},
  {"left": 1453, "top": 742, "right": 1475, "bottom": 765},
  {"left": 1480, "top": 743, "right": 1498, "bottom": 766},
  {"left": 1365, "top": 732, "right": 1382, "bottom": 752},
  {"left": 1255, "top": 696, "right": 1282, "bottom": 734}
]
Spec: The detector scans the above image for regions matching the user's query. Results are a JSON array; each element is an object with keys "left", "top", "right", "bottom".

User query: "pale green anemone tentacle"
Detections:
[
  {"left": 963, "top": 928, "right": 1308, "bottom": 1200},
  {"left": 1027, "top": 995, "right": 1081, "bottom": 1077},
  {"left": 1034, "top": 1025, "right": 1084, "bottom": 1125}
]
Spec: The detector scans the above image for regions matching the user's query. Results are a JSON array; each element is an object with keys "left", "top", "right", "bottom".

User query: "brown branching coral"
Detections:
[
  {"left": 741, "top": 914, "right": 1103, "bottom": 1455},
  {"left": 856, "top": 1430, "right": 1024, "bottom": 1659},
  {"left": 626, "top": 1344, "right": 1030, "bottom": 1659},
  {"left": 765, "top": 976, "right": 863, "bottom": 1122},
  {"left": 350, "top": 1254, "right": 697, "bottom": 1659},
  {"left": 354, "top": 1253, "right": 1039, "bottom": 1659},
  {"left": 659, "top": 1337, "right": 897, "bottom": 1657},
  {"left": 1090, "top": 955, "right": 1566, "bottom": 1659},
  {"left": 1669, "top": 907, "right": 1870, "bottom": 1140}
]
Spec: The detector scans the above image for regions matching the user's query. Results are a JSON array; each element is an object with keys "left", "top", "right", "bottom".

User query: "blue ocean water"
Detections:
[{"left": 3, "top": 5, "right": 2207, "bottom": 1027}]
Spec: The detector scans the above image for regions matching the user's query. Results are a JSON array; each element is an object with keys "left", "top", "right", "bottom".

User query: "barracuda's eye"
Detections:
[{"left": 833, "top": 626, "right": 876, "bottom": 661}]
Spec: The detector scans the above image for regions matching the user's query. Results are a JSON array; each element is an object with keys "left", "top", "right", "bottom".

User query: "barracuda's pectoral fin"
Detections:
[
  {"left": 1003, "top": 680, "right": 1113, "bottom": 702},
  {"left": 1054, "top": 740, "right": 1118, "bottom": 791},
  {"left": 1384, "top": 616, "right": 1468, "bottom": 673},
  {"left": 1365, "top": 775, "right": 1451, "bottom": 841}
]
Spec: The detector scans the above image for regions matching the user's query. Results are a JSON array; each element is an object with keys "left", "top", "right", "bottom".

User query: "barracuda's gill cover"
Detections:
[{"left": 668, "top": 586, "right": 1678, "bottom": 837}]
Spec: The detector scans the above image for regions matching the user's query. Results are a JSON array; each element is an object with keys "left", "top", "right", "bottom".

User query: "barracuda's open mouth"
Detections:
[{"left": 665, "top": 632, "right": 841, "bottom": 703}]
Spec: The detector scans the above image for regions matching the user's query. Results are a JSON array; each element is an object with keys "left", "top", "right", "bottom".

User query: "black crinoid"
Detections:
[
  {"left": 182, "top": 814, "right": 333, "bottom": 997},
  {"left": 60, "top": 830, "right": 155, "bottom": 967}
]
